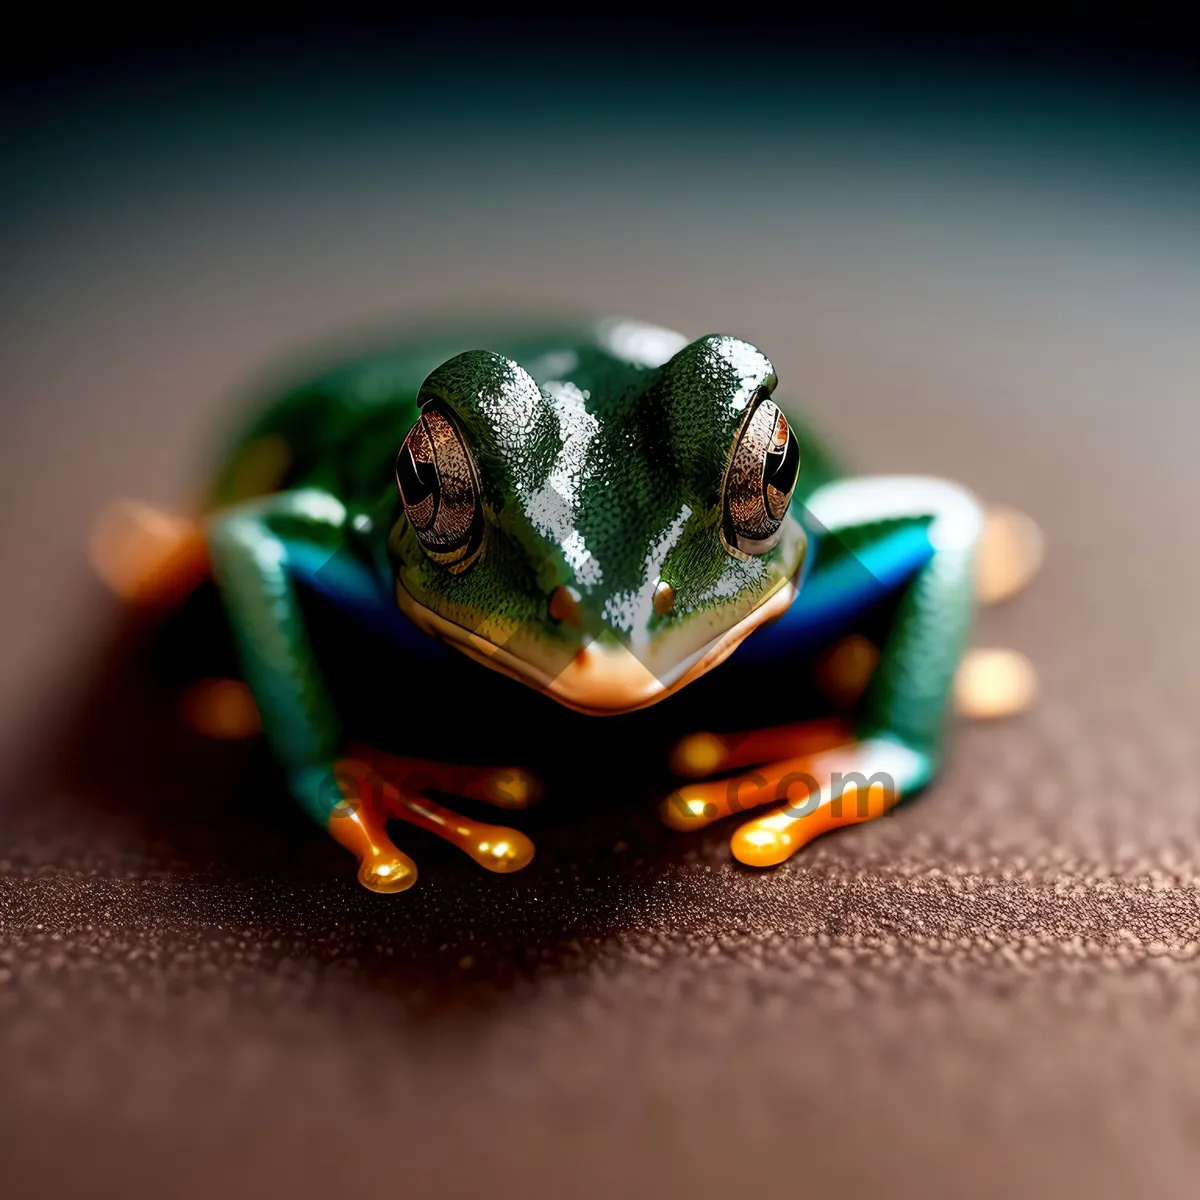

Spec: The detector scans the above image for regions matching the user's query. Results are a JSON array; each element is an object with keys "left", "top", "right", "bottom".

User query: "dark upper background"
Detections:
[{"left": 3, "top": 10, "right": 1200, "bottom": 1200}]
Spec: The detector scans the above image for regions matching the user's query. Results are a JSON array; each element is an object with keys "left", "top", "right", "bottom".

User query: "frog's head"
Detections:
[{"left": 389, "top": 333, "right": 806, "bottom": 714}]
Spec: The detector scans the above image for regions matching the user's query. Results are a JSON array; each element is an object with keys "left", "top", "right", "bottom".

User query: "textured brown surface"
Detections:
[{"left": 3, "top": 63, "right": 1200, "bottom": 1200}]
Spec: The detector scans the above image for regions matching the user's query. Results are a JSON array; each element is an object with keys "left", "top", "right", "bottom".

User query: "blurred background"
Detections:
[{"left": 2, "top": 9, "right": 1200, "bottom": 1200}]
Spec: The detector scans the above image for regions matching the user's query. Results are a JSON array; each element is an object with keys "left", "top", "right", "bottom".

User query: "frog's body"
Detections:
[{"left": 164, "top": 318, "right": 983, "bottom": 892}]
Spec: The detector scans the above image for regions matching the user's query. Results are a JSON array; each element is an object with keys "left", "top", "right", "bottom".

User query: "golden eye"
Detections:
[
  {"left": 721, "top": 394, "right": 800, "bottom": 557},
  {"left": 396, "top": 405, "right": 483, "bottom": 573}
]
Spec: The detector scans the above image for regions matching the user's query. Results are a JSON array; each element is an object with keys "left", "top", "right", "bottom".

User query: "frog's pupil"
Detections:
[
  {"left": 397, "top": 442, "right": 437, "bottom": 511},
  {"left": 762, "top": 426, "right": 799, "bottom": 507}
]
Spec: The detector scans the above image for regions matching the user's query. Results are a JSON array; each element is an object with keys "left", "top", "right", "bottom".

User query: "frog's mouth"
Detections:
[{"left": 394, "top": 568, "right": 800, "bottom": 716}]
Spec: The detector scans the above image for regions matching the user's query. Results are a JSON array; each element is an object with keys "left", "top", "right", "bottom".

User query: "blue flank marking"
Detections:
[
  {"left": 733, "top": 523, "right": 935, "bottom": 664},
  {"left": 286, "top": 542, "right": 454, "bottom": 662}
]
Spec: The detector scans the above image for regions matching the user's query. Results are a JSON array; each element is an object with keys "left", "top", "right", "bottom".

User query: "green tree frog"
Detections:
[{"left": 109, "top": 318, "right": 989, "bottom": 893}]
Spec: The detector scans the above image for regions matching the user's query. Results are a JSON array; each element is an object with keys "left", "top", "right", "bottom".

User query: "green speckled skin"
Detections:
[{"left": 204, "top": 318, "right": 980, "bottom": 855}]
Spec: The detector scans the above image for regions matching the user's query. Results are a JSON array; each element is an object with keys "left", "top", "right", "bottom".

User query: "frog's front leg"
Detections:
[
  {"left": 207, "top": 488, "right": 536, "bottom": 893},
  {"left": 662, "top": 476, "right": 982, "bottom": 866}
]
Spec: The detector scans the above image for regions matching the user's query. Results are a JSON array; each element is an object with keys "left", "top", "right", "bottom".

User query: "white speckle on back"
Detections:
[
  {"left": 561, "top": 529, "right": 603, "bottom": 586},
  {"left": 524, "top": 379, "right": 602, "bottom": 583}
]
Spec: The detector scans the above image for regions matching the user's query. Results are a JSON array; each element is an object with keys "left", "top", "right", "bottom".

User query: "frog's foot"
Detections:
[
  {"left": 180, "top": 678, "right": 263, "bottom": 739},
  {"left": 349, "top": 745, "right": 542, "bottom": 812},
  {"left": 954, "top": 647, "right": 1039, "bottom": 720},
  {"left": 333, "top": 751, "right": 538, "bottom": 889},
  {"left": 325, "top": 767, "right": 419, "bottom": 894},
  {"left": 976, "top": 505, "right": 1044, "bottom": 604},
  {"left": 669, "top": 717, "right": 854, "bottom": 779},
  {"left": 661, "top": 725, "right": 932, "bottom": 867},
  {"left": 89, "top": 499, "right": 209, "bottom": 606}
]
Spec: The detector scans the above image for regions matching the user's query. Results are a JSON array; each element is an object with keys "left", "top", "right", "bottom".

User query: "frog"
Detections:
[{"left": 97, "top": 317, "right": 995, "bottom": 894}]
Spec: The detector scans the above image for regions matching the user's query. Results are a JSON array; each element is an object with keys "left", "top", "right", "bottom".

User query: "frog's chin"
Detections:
[{"left": 394, "top": 572, "right": 799, "bottom": 716}]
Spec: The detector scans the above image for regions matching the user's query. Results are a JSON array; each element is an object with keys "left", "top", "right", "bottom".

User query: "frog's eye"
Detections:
[
  {"left": 721, "top": 394, "right": 800, "bottom": 557},
  {"left": 396, "top": 405, "right": 483, "bottom": 573}
]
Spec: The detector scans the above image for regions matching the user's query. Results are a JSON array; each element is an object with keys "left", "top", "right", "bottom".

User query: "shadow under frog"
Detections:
[{"left": 0, "top": 550, "right": 906, "bottom": 1017}]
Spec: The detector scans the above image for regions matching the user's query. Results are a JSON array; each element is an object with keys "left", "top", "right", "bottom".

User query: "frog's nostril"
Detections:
[{"left": 549, "top": 584, "right": 584, "bottom": 627}]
